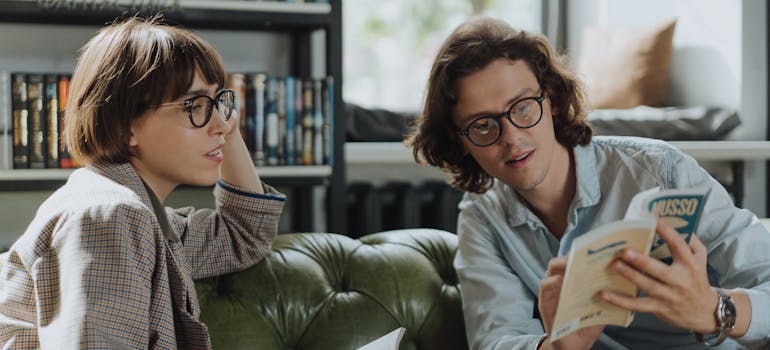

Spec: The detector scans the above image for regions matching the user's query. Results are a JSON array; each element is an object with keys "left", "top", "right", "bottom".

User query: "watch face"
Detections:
[{"left": 721, "top": 293, "right": 737, "bottom": 330}]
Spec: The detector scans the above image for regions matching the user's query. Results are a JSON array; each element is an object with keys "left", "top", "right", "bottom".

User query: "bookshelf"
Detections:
[{"left": 0, "top": 0, "right": 346, "bottom": 234}]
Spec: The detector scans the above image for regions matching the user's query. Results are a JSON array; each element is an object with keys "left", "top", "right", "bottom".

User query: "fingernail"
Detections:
[{"left": 624, "top": 249, "right": 637, "bottom": 259}]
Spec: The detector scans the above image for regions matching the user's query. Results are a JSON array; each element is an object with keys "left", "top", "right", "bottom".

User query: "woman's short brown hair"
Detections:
[
  {"left": 406, "top": 17, "right": 592, "bottom": 193},
  {"left": 65, "top": 16, "right": 227, "bottom": 165}
]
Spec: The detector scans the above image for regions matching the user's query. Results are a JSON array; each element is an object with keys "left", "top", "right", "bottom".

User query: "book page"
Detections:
[
  {"left": 357, "top": 327, "right": 406, "bottom": 350},
  {"left": 550, "top": 219, "right": 656, "bottom": 341}
]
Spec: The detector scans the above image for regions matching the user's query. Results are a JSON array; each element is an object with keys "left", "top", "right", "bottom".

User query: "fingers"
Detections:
[
  {"left": 656, "top": 219, "right": 691, "bottom": 263},
  {"left": 611, "top": 256, "right": 670, "bottom": 297},
  {"left": 689, "top": 233, "right": 708, "bottom": 266},
  {"left": 546, "top": 256, "right": 568, "bottom": 277},
  {"left": 600, "top": 291, "right": 660, "bottom": 314}
]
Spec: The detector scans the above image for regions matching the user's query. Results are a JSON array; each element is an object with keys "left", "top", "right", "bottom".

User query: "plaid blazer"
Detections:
[{"left": 0, "top": 162, "right": 285, "bottom": 349}]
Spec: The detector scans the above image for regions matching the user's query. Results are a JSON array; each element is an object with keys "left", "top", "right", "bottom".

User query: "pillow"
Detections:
[
  {"left": 589, "top": 106, "right": 741, "bottom": 141},
  {"left": 577, "top": 19, "right": 677, "bottom": 109}
]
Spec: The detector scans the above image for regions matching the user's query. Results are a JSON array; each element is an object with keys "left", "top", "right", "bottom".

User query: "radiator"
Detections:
[{"left": 346, "top": 181, "right": 463, "bottom": 237}]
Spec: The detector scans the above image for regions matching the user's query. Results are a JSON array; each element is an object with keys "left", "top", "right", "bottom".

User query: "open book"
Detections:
[
  {"left": 550, "top": 187, "right": 708, "bottom": 341},
  {"left": 357, "top": 327, "right": 406, "bottom": 350}
]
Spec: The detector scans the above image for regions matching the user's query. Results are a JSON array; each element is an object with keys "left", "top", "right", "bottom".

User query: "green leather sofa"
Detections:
[{"left": 0, "top": 228, "right": 467, "bottom": 349}]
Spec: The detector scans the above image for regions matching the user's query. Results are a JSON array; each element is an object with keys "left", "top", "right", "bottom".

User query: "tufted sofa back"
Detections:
[{"left": 195, "top": 228, "right": 467, "bottom": 349}]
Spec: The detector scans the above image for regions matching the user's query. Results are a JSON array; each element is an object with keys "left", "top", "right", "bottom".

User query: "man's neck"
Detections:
[{"left": 518, "top": 147, "right": 576, "bottom": 239}]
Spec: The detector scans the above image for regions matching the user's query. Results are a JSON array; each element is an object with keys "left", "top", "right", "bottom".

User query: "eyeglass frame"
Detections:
[
  {"left": 456, "top": 90, "right": 546, "bottom": 147},
  {"left": 156, "top": 88, "right": 236, "bottom": 128}
]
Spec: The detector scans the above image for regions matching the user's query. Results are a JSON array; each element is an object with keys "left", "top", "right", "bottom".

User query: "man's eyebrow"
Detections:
[{"left": 458, "top": 87, "right": 538, "bottom": 125}]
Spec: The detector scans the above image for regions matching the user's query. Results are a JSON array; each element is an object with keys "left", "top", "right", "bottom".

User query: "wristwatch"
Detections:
[{"left": 694, "top": 288, "right": 737, "bottom": 346}]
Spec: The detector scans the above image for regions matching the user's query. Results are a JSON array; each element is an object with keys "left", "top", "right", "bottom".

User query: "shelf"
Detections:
[
  {"left": 345, "top": 141, "right": 770, "bottom": 164},
  {"left": 0, "top": 0, "right": 335, "bottom": 30},
  {"left": 0, "top": 165, "right": 332, "bottom": 190}
]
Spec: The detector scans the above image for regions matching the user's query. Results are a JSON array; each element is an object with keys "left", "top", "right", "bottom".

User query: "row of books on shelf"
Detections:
[{"left": 0, "top": 71, "right": 334, "bottom": 171}]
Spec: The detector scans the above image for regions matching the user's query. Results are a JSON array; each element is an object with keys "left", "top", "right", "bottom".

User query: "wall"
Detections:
[{"left": 567, "top": 0, "right": 768, "bottom": 216}]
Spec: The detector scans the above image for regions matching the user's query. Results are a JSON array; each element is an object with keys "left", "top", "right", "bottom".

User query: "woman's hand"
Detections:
[
  {"left": 538, "top": 256, "right": 604, "bottom": 350},
  {"left": 599, "top": 219, "right": 719, "bottom": 334}
]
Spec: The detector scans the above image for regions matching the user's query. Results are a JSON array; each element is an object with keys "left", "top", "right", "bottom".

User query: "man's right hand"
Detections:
[{"left": 538, "top": 256, "right": 604, "bottom": 350}]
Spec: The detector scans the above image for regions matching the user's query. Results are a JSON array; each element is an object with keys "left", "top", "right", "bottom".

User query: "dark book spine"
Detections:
[
  {"left": 58, "top": 75, "right": 72, "bottom": 169},
  {"left": 323, "top": 76, "right": 334, "bottom": 166},
  {"left": 27, "top": 74, "right": 45, "bottom": 169},
  {"left": 313, "top": 78, "right": 323, "bottom": 165},
  {"left": 11, "top": 73, "right": 28, "bottom": 169},
  {"left": 244, "top": 73, "right": 256, "bottom": 158},
  {"left": 44, "top": 74, "right": 59, "bottom": 168}
]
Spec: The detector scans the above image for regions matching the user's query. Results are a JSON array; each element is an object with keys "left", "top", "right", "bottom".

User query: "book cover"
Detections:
[
  {"left": 11, "top": 73, "right": 29, "bottom": 169},
  {"left": 550, "top": 187, "right": 708, "bottom": 341}
]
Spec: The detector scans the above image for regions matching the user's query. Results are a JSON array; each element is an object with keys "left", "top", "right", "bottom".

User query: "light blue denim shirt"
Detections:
[{"left": 455, "top": 136, "right": 770, "bottom": 350}]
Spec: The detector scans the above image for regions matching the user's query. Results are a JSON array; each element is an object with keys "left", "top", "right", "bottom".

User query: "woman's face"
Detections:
[{"left": 128, "top": 70, "right": 232, "bottom": 198}]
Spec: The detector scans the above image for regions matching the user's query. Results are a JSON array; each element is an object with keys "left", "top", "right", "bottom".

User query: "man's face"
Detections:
[{"left": 452, "top": 58, "right": 567, "bottom": 194}]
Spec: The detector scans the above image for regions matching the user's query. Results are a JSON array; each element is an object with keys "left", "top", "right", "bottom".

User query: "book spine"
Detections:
[
  {"left": 243, "top": 73, "right": 256, "bottom": 159},
  {"left": 253, "top": 73, "right": 267, "bottom": 167},
  {"left": 44, "top": 74, "right": 59, "bottom": 168},
  {"left": 302, "top": 78, "right": 314, "bottom": 165},
  {"left": 276, "top": 78, "right": 285, "bottom": 165},
  {"left": 294, "top": 77, "right": 303, "bottom": 165},
  {"left": 227, "top": 73, "right": 248, "bottom": 144},
  {"left": 12, "top": 73, "right": 29, "bottom": 169},
  {"left": 284, "top": 76, "right": 295, "bottom": 165},
  {"left": 265, "top": 77, "right": 279, "bottom": 166},
  {"left": 58, "top": 75, "right": 72, "bottom": 169},
  {"left": 27, "top": 74, "right": 45, "bottom": 169},
  {"left": 313, "top": 78, "right": 323, "bottom": 165},
  {"left": 323, "top": 76, "right": 334, "bottom": 166},
  {"left": 0, "top": 71, "right": 10, "bottom": 170}
]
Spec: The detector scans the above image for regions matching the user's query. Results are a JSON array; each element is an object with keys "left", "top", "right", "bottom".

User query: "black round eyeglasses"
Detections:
[{"left": 457, "top": 91, "right": 545, "bottom": 147}]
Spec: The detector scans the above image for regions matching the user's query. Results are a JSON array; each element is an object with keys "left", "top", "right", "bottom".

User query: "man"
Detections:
[{"left": 407, "top": 17, "right": 770, "bottom": 349}]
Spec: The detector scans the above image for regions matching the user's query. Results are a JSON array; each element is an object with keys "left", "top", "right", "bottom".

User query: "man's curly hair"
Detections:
[{"left": 405, "top": 17, "right": 592, "bottom": 193}]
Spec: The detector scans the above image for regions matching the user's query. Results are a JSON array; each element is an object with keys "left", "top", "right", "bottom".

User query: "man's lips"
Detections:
[{"left": 506, "top": 151, "right": 533, "bottom": 165}]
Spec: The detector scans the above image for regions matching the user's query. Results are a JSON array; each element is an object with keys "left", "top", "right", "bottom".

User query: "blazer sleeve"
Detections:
[{"left": 168, "top": 180, "right": 286, "bottom": 279}]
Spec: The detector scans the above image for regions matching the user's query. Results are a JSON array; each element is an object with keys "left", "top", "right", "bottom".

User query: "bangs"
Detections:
[{"left": 136, "top": 26, "right": 227, "bottom": 108}]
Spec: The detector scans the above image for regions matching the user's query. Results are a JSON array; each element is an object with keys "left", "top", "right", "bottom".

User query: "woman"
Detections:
[{"left": 0, "top": 17, "right": 285, "bottom": 349}]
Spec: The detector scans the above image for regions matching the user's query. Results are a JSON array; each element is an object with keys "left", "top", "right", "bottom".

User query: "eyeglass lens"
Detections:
[
  {"left": 188, "top": 90, "right": 235, "bottom": 127},
  {"left": 467, "top": 98, "right": 541, "bottom": 146}
]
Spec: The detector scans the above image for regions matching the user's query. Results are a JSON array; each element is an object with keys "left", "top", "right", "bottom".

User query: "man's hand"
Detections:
[
  {"left": 538, "top": 256, "right": 604, "bottom": 350},
  {"left": 599, "top": 219, "right": 719, "bottom": 334}
]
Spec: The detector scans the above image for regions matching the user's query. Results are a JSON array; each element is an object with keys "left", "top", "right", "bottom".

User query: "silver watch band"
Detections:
[{"left": 694, "top": 288, "right": 737, "bottom": 346}]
